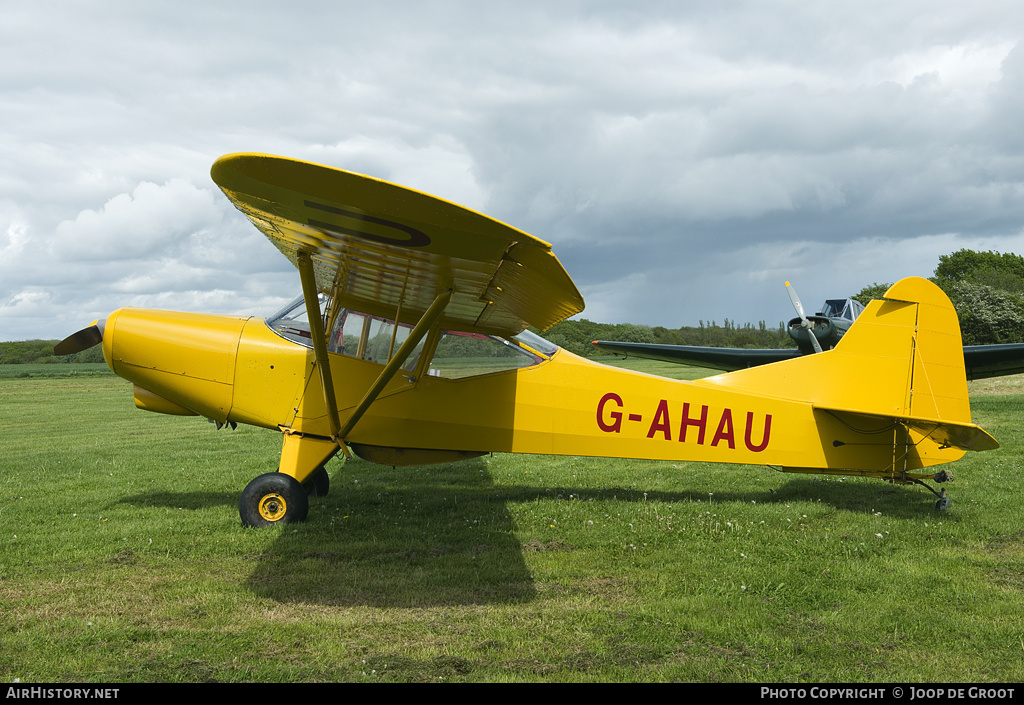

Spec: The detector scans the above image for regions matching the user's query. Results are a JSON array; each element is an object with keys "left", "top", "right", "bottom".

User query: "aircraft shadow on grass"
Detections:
[
  {"left": 115, "top": 489, "right": 239, "bottom": 511},
  {"left": 119, "top": 457, "right": 944, "bottom": 608}
]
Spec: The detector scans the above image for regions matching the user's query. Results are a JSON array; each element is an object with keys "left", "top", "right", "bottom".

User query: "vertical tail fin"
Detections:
[
  {"left": 700, "top": 277, "right": 997, "bottom": 452},
  {"left": 833, "top": 276, "right": 970, "bottom": 423}
]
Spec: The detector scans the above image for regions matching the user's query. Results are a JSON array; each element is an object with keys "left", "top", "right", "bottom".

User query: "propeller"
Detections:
[
  {"left": 784, "top": 282, "right": 823, "bottom": 354},
  {"left": 54, "top": 319, "right": 106, "bottom": 356}
]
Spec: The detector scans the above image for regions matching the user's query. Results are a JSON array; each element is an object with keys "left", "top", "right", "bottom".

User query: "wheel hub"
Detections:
[{"left": 258, "top": 493, "right": 287, "bottom": 521}]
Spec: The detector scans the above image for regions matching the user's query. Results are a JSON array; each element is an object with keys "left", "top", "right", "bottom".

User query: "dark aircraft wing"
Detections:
[
  {"left": 591, "top": 341, "right": 801, "bottom": 372},
  {"left": 594, "top": 340, "right": 1024, "bottom": 380},
  {"left": 963, "top": 344, "right": 1024, "bottom": 380}
]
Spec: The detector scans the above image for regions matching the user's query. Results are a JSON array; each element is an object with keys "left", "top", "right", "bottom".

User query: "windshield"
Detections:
[
  {"left": 820, "top": 298, "right": 865, "bottom": 321},
  {"left": 265, "top": 294, "right": 329, "bottom": 347},
  {"left": 513, "top": 328, "right": 559, "bottom": 356}
]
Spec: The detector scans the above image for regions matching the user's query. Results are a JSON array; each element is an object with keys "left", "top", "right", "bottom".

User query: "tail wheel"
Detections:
[{"left": 239, "top": 473, "right": 309, "bottom": 528}]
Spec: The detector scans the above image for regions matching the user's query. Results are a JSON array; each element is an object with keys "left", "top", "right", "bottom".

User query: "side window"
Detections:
[
  {"left": 427, "top": 330, "right": 543, "bottom": 379},
  {"left": 269, "top": 298, "right": 558, "bottom": 381},
  {"left": 328, "top": 309, "right": 424, "bottom": 373}
]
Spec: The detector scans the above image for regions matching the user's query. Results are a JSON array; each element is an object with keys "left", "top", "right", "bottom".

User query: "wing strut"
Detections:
[
  {"left": 337, "top": 287, "right": 453, "bottom": 440},
  {"left": 296, "top": 252, "right": 342, "bottom": 441}
]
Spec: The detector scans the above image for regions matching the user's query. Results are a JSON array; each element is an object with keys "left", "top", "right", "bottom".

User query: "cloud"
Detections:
[
  {"left": 50, "top": 180, "right": 217, "bottom": 261},
  {"left": 0, "top": 175, "right": 296, "bottom": 339},
  {"left": 3, "top": 2, "right": 1024, "bottom": 340}
]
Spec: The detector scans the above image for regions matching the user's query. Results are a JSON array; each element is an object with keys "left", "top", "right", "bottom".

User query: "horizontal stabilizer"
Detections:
[{"left": 904, "top": 418, "right": 999, "bottom": 452}]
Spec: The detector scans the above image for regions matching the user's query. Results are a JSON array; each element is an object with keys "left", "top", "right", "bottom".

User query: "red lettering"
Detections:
[
  {"left": 597, "top": 393, "right": 623, "bottom": 433},
  {"left": 679, "top": 402, "right": 708, "bottom": 444},
  {"left": 711, "top": 408, "right": 735, "bottom": 448},
  {"left": 646, "top": 399, "right": 672, "bottom": 440},
  {"left": 744, "top": 412, "right": 772, "bottom": 452}
]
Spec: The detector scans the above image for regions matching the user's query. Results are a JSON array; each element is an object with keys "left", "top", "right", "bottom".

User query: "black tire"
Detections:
[
  {"left": 239, "top": 472, "right": 309, "bottom": 528},
  {"left": 304, "top": 466, "right": 330, "bottom": 497}
]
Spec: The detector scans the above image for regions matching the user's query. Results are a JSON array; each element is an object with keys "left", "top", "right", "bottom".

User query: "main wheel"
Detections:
[
  {"left": 239, "top": 472, "right": 309, "bottom": 528},
  {"left": 303, "top": 466, "right": 330, "bottom": 497}
]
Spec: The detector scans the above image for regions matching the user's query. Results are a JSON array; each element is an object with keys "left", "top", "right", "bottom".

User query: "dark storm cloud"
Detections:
[{"left": 2, "top": 1, "right": 1023, "bottom": 337}]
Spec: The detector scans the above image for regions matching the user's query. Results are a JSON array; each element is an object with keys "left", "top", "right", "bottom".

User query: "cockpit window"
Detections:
[
  {"left": 513, "top": 328, "right": 559, "bottom": 357},
  {"left": 847, "top": 299, "right": 865, "bottom": 320},
  {"left": 820, "top": 298, "right": 864, "bottom": 321},
  {"left": 267, "top": 294, "right": 559, "bottom": 379},
  {"left": 328, "top": 308, "right": 425, "bottom": 373},
  {"left": 427, "top": 330, "right": 546, "bottom": 380}
]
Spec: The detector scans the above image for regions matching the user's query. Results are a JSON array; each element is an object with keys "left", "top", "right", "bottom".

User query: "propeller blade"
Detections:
[
  {"left": 54, "top": 320, "right": 105, "bottom": 356},
  {"left": 785, "top": 281, "right": 809, "bottom": 325},
  {"left": 785, "top": 281, "right": 823, "bottom": 353},
  {"left": 806, "top": 326, "right": 823, "bottom": 354}
]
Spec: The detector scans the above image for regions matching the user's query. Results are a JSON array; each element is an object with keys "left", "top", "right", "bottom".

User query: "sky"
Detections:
[{"left": 3, "top": 1, "right": 1024, "bottom": 341}]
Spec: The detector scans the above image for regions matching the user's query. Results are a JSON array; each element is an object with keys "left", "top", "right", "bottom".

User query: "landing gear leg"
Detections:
[{"left": 910, "top": 470, "right": 953, "bottom": 511}]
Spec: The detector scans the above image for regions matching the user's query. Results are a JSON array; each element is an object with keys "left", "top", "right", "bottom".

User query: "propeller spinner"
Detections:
[{"left": 785, "top": 282, "right": 823, "bottom": 354}]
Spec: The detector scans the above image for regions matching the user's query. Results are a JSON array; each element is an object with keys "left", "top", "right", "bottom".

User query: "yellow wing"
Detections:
[{"left": 211, "top": 153, "right": 584, "bottom": 335}]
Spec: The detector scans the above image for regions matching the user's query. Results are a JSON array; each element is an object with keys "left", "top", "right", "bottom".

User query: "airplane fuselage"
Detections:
[{"left": 101, "top": 303, "right": 967, "bottom": 487}]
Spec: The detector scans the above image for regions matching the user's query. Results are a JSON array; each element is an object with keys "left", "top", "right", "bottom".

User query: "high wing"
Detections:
[
  {"left": 211, "top": 153, "right": 584, "bottom": 336},
  {"left": 591, "top": 341, "right": 801, "bottom": 371},
  {"left": 594, "top": 339, "right": 1024, "bottom": 380}
]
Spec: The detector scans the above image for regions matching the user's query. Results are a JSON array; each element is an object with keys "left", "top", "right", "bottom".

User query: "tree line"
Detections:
[
  {"left": 5, "top": 248, "right": 1023, "bottom": 363},
  {"left": 540, "top": 318, "right": 794, "bottom": 358},
  {"left": 930, "top": 249, "right": 1024, "bottom": 346},
  {"left": 850, "top": 250, "right": 1024, "bottom": 346},
  {"left": 0, "top": 339, "right": 105, "bottom": 365}
]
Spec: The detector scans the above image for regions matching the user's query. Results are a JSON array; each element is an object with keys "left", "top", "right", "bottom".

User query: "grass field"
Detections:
[
  {"left": 1, "top": 360, "right": 1023, "bottom": 682},
  {"left": 0, "top": 363, "right": 112, "bottom": 379}
]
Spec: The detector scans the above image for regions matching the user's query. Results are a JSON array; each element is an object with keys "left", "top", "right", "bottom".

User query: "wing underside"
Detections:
[{"left": 211, "top": 153, "right": 584, "bottom": 336}]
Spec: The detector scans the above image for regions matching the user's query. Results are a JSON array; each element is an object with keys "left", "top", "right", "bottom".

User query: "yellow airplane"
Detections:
[{"left": 55, "top": 153, "right": 999, "bottom": 525}]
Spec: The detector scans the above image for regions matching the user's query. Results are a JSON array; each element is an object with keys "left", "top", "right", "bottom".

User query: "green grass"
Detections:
[
  {"left": 1, "top": 367, "right": 1023, "bottom": 682},
  {"left": 0, "top": 363, "right": 113, "bottom": 378}
]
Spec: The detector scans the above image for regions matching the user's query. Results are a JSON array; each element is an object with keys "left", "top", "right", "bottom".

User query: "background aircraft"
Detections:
[
  {"left": 56, "top": 154, "right": 998, "bottom": 525},
  {"left": 593, "top": 283, "right": 1024, "bottom": 380}
]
